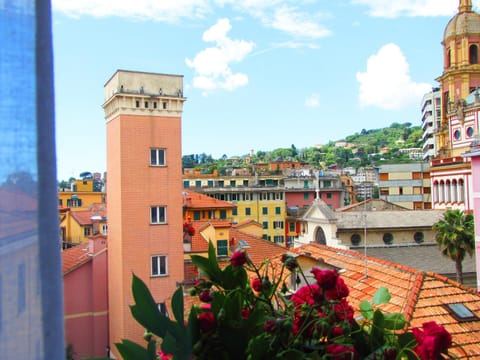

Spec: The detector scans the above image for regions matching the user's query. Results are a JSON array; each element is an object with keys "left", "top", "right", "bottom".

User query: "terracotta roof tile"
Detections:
[
  {"left": 69, "top": 203, "right": 107, "bottom": 226},
  {"left": 62, "top": 244, "right": 91, "bottom": 274},
  {"left": 288, "top": 243, "right": 480, "bottom": 358},
  {"left": 184, "top": 191, "right": 235, "bottom": 209}
]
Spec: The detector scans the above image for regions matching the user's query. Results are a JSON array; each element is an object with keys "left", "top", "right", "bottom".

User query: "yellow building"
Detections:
[
  {"left": 183, "top": 174, "right": 287, "bottom": 245},
  {"left": 60, "top": 203, "right": 107, "bottom": 247},
  {"left": 58, "top": 178, "right": 105, "bottom": 209}
]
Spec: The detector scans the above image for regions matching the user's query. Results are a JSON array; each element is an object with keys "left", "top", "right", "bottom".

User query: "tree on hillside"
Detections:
[{"left": 432, "top": 209, "right": 475, "bottom": 284}]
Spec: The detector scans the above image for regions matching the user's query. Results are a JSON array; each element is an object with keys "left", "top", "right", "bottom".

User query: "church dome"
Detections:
[{"left": 444, "top": 1, "right": 480, "bottom": 41}]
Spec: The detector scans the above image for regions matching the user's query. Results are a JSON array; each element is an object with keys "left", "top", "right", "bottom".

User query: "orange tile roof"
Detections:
[
  {"left": 288, "top": 243, "right": 480, "bottom": 359},
  {"left": 69, "top": 203, "right": 107, "bottom": 226},
  {"left": 230, "top": 228, "right": 286, "bottom": 265},
  {"left": 62, "top": 244, "right": 92, "bottom": 274},
  {"left": 184, "top": 191, "right": 235, "bottom": 209}
]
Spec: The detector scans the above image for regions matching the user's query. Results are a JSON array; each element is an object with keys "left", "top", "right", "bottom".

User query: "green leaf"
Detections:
[
  {"left": 171, "top": 286, "right": 185, "bottom": 324},
  {"left": 115, "top": 339, "right": 154, "bottom": 360},
  {"left": 373, "top": 287, "right": 391, "bottom": 305},
  {"left": 276, "top": 349, "right": 308, "bottom": 360},
  {"left": 190, "top": 242, "right": 223, "bottom": 283},
  {"left": 147, "top": 339, "right": 157, "bottom": 358},
  {"left": 161, "top": 331, "right": 178, "bottom": 355},
  {"left": 129, "top": 274, "right": 174, "bottom": 338},
  {"left": 360, "top": 300, "right": 374, "bottom": 320},
  {"left": 383, "top": 313, "right": 407, "bottom": 330},
  {"left": 370, "top": 309, "right": 385, "bottom": 349}
]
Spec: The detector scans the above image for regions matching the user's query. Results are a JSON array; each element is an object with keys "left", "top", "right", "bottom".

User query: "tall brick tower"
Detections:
[{"left": 103, "top": 70, "right": 185, "bottom": 354}]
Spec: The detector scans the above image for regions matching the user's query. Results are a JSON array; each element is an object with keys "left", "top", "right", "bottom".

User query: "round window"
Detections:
[
  {"left": 467, "top": 126, "right": 474, "bottom": 138},
  {"left": 383, "top": 232, "right": 393, "bottom": 245},
  {"left": 414, "top": 232, "right": 424, "bottom": 243},
  {"left": 351, "top": 233, "right": 361, "bottom": 246},
  {"left": 454, "top": 129, "right": 461, "bottom": 140}
]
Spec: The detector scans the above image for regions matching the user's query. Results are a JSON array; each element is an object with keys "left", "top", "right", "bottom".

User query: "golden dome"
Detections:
[{"left": 444, "top": 0, "right": 480, "bottom": 41}]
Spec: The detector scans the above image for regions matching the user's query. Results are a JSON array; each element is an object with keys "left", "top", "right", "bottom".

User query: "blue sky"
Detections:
[{"left": 51, "top": 0, "right": 479, "bottom": 181}]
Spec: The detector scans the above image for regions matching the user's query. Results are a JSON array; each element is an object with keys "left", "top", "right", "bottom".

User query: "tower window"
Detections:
[
  {"left": 163, "top": 102, "right": 167, "bottom": 109},
  {"left": 470, "top": 44, "right": 478, "bottom": 64},
  {"left": 135, "top": 100, "right": 140, "bottom": 108},
  {"left": 145, "top": 101, "right": 148, "bottom": 108},
  {"left": 150, "top": 206, "right": 167, "bottom": 224},
  {"left": 150, "top": 148, "right": 166, "bottom": 166},
  {"left": 151, "top": 255, "right": 168, "bottom": 276},
  {"left": 383, "top": 233, "right": 393, "bottom": 245},
  {"left": 153, "top": 102, "right": 157, "bottom": 109}
]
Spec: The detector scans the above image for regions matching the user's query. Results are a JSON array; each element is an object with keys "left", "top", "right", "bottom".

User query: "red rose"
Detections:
[
  {"left": 311, "top": 268, "right": 338, "bottom": 290},
  {"left": 333, "top": 298, "right": 355, "bottom": 324},
  {"left": 325, "top": 277, "right": 350, "bottom": 300},
  {"left": 241, "top": 308, "right": 250, "bottom": 319},
  {"left": 199, "top": 290, "right": 212, "bottom": 303},
  {"left": 413, "top": 321, "right": 452, "bottom": 360},
  {"left": 230, "top": 251, "right": 247, "bottom": 267},
  {"left": 291, "top": 284, "right": 323, "bottom": 307},
  {"left": 252, "top": 278, "right": 263, "bottom": 292},
  {"left": 326, "top": 343, "right": 358, "bottom": 359},
  {"left": 197, "top": 312, "right": 216, "bottom": 333}
]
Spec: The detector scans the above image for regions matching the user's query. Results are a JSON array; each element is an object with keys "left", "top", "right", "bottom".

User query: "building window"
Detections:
[
  {"left": 153, "top": 101, "right": 157, "bottom": 109},
  {"left": 144, "top": 101, "right": 149, "bottom": 108},
  {"left": 67, "top": 197, "right": 82, "bottom": 207},
  {"left": 273, "top": 236, "right": 284, "bottom": 243},
  {"left": 84, "top": 227, "right": 91, "bottom": 237},
  {"left": 245, "top": 208, "right": 251, "bottom": 216},
  {"left": 243, "top": 180, "right": 249, "bottom": 186},
  {"left": 150, "top": 206, "right": 167, "bottom": 224},
  {"left": 351, "top": 233, "right": 361, "bottom": 246},
  {"left": 454, "top": 129, "right": 461, "bottom": 140},
  {"left": 326, "top": 193, "right": 332, "bottom": 199},
  {"left": 263, "top": 221, "right": 268, "bottom": 229},
  {"left": 275, "top": 206, "right": 281, "bottom": 215},
  {"left": 232, "top": 207, "right": 237, "bottom": 216},
  {"left": 193, "top": 211, "right": 200, "bottom": 221},
  {"left": 135, "top": 100, "right": 140, "bottom": 108},
  {"left": 262, "top": 207, "right": 268, "bottom": 215},
  {"left": 273, "top": 221, "right": 284, "bottom": 229},
  {"left": 470, "top": 44, "right": 478, "bottom": 64},
  {"left": 217, "top": 240, "right": 228, "bottom": 257},
  {"left": 150, "top": 148, "right": 166, "bottom": 166},
  {"left": 158, "top": 302, "right": 168, "bottom": 317},
  {"left": 414, "top": 232, "right": 424, "bottom": 244},
  {"left": 151, "top": 255, "right": 168, "bottom": 276},
  {"left": 289, "top": 222, "right": 295, "bottom": 232},
  {"left": 467, "top": 126, "right": 474, "bottom": 138},
  {"left": 383, "top": 233, "right": 393, "bottom": 245},
  {"left": 304, "top": 192, "right": 309, "bottom": 200},
  {"left": 220, "top": 210, "right": 227, "bottom": 219},
  {"left": 183, "top": 180, "right": 190, "bottom": 188},
  {"left": 163, "top": 102, "right": 167, "bottom": 109}
]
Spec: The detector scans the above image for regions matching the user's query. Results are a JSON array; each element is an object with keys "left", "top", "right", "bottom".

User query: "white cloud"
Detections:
[
  {"left": 351, "top": 0, "right": 461, "bottom": 18},
  {"left": 356, "top": 43, "right": 432, "bottom": 110},
  {"left": 268, "top": 5, "right": 332, "bottom": 38},
  {"left": 186, "top": 18, "right": 255, "bottom": 93},
  {"left": 52, "top": 0, "right": 211, "bottom": 22},
  {"left": 305, "top": 93, "right": 320, "bottom": 108}
]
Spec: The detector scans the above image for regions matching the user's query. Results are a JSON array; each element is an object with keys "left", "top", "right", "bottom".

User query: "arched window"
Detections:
[
  {"left": 470, "top": 44, "right": 478, "bottom": 64},
  {"left": 447, "top": 49, "right": 451, "bottom": 68},
  {"left": 315, "top": 226, "right": 326, "bottom": 245}
]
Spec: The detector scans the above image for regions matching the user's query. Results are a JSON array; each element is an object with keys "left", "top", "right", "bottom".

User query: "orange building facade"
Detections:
[{"left": 103, "top": 70, "right": 186, "bottom": 354}]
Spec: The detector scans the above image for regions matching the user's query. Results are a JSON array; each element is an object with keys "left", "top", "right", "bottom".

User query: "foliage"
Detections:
[
  {"left": 181, "top": 122, "right": 423, "bottom": 171},
  {"left": 116, "top": 242, "right": 452, "bottom": 359},
  {"left": 432, "top": 209, "right": 475, "bottom": 284}
]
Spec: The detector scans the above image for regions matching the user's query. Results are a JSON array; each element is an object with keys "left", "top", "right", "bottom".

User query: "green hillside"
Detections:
[{"left": 182, "top": 122, "right": 424, "bottom": 172}]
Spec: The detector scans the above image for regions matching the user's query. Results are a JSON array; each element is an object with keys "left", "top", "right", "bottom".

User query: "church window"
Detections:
[
  {"left": 454, "top": 129, "right": 461, "bottom": 140},
  {"left": 470, "top": 44, "right": 478, "bottom": 64},
  {"left": 467, "top": 126, "right": 474, "bottom": 137}
]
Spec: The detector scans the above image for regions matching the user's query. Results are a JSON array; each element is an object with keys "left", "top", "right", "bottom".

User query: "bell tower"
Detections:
[{"left": 103, "top": 70, "right": 186, "bottom": 355}]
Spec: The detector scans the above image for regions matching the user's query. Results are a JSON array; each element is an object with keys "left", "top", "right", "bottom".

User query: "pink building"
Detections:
[{"left": 63, "top": 236, "right": 109, "bottom": 359}]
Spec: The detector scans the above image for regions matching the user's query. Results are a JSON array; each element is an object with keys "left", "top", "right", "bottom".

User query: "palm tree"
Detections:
[{"left": 432, "top": 209, "right": 475, "bottom": 284}]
